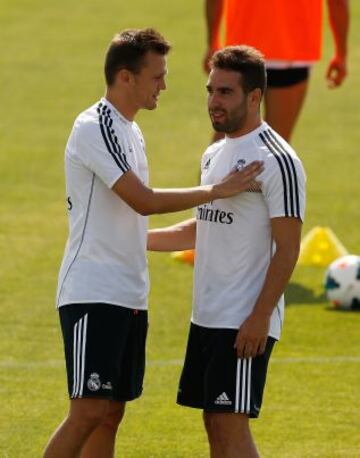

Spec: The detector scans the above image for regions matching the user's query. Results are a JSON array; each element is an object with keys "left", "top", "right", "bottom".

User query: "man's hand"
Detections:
[
  {"left": 326, "top": 55, "right": 347, "bottom": 88},
  {"left": 234, "top": 312, "right": 270, "bottom": 359},
  {"left": 213, "top": 161, "right": 263, "bottom": 199},
  {"left": 203, "top": 48, "right": 213, "bottom": 73}
]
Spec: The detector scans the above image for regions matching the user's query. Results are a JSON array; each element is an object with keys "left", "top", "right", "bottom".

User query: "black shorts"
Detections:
[
  {"left": 177, "top": 323, "right": 276, "bottom": 418},
  {"left": 59, "top": 303, "right": 148, "bottom": 402},
  {"left": 266, "top": 67, "right": 310, "bottom": 88}
]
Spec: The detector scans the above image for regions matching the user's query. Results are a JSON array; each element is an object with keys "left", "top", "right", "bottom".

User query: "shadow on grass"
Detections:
[
  {"left": 285, "top": 283, "right": 360, "bottom": 312},
  {"left": 285, "top": 282, "right": 326, "bottom": 306}
]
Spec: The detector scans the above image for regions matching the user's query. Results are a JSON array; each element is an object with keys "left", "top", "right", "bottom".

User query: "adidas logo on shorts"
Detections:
[{"left": 214, "top": 392, "right": 232, "bottom": 405}]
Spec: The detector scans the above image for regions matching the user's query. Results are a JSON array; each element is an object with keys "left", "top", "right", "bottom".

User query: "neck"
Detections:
[
  {"left": 226, "top": 113, "right": 262, "bottom": 139},
  {"left": 105, "top": 88, "right": 137, "bottom": 121}
]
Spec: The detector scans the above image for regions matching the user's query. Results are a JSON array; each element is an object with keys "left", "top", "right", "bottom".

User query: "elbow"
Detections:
[
  {"left": 131, "top": 194, "right": 157, "bottom": 216},
  {"left": 134, "top": 203, "right": 154, "bottom": 216},
  {"left": 138, "top": 207, "right": 153, "bottom": 216},
  {"left": 134, "top": 194, "right": 165, "bottom": 216},
  {"left": 277, "top": 243, "right": 301, "bottom": 267}
]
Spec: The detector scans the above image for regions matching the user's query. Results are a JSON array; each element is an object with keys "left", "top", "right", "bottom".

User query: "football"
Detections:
[{"left": 324, "top": 255, "right": 360, "bottom": 310}]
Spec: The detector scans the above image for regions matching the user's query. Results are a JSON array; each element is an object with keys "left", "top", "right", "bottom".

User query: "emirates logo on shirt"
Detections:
[{"left": 197, "top": 204, "right": 234, "bottom": 224}]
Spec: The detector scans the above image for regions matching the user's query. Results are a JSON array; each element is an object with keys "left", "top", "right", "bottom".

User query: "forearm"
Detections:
[
  {"left": 113, "top": 172, "right": 221, "bottom": 216},
  {"left": 252, "top": 247, "right": 299, "bottom": 317},
  {"left": 145, "top": 185, "right": 220, "bottom": 215},
  {"left": 327, "top": 0, "right": 349, "bottom": 58},
  {"left": 205, "top": 0, "right": 224, "bottom": 49},
  {"left": 235, "top": 218, "right": 302, "bottom": 358},
  {"left": 147, "top": 218, "right": 196, "bottom": 251},
  {"left": 112, "top": 162, "right": 263, "bottom": 216}
]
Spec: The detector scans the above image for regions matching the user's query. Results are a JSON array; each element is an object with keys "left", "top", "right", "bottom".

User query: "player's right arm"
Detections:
[
  {"left": 203, "top": 0, "right": 224, "bottom": 72},
  {"left": 147, "top": 218, "right": 196, "bottom": 252},
  {"left": 112, "top": 162, "right": 263, "bottom": 216}
]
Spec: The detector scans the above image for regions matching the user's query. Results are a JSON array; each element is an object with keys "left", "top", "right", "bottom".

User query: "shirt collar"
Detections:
[{"left": 100, "top": 97, "right": 132, "bottom": 125}]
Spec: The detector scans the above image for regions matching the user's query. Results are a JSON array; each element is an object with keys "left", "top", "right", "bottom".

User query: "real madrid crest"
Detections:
[
  {"left": 87, "top": 373, "right": 101, "bottom": 392},
  {"left": 236, "top": 158, "right": 246, "bottom": 170}
]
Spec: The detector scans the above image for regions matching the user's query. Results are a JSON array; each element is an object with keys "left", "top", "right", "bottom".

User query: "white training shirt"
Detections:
[
  {"left": 56, "top": 98, "right": 149, "bottom": 309},
  {"left": 192, "top": 122, "right": 306, "bottom": 340}
]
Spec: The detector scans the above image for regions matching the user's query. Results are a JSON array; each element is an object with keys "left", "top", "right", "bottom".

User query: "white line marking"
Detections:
[
  {"left": 271, "top": 356, "right": 360, "bottom": 364},
  {"left": 0, "top": 356, "right": 359, "bottom": 369}
]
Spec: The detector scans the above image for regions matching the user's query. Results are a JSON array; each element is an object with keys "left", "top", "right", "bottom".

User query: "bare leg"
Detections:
[
  {"left": 43, "top": 399, "right": 110, "bottom": 458},
  {"left": 264, "top": 79, "right": 309, "bottom": 142},
  {"left": 203, "top": 411, "right": 260, "bottom": 458},
  {"left": 80, "top": 401, "right": 125, "bottom": 458}
]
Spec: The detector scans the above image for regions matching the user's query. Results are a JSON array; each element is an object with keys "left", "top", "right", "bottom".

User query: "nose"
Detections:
[
  {"left": 208, "top": 92, "right": 220, "bottom": 109},
  {"left": 160, "top": 77, "right": 166, "bottom": 91}
]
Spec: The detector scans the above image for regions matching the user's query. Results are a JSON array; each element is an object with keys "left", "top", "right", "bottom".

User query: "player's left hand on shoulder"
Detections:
[{"left": 234, "top": 313, "right": 269, "bottom": 359}]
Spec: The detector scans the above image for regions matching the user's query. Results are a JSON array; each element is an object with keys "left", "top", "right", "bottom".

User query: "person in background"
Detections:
[{"left": 204, "top": 0, "right": 349, "bottom": 142}]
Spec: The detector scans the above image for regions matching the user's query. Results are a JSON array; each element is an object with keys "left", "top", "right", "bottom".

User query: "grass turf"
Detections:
[{"left": 0, "top": 1, "right": 359, "bottom": 456}]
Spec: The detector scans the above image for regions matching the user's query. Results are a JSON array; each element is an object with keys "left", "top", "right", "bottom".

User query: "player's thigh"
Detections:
[
  {"left": 59, "top": 303, "right": 140, "bottom": 401},
  {"left": 114, "top": 309, "right": 148, "bottom": 401},
  {"left": 203, "top": 411, "right": 250, "bottom": 436},
  {"left": 178, "top": 326, "right": 275, "bottom": 417},
  {"left": 204, "top": 333, "right": 276, "bottom": 418},
  {"left": 177, "top": 323, "right": 207, "bottom": 408},
  {"left": 264, "top": 68, "right": 310, "bottom": 140},
  {"left": 68, "top": 398, "right": 111, "bottom": 425}
]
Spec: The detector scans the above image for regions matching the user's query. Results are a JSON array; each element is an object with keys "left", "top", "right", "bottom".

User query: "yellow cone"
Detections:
[
  {"left": 171, "top": 249, "right": 195, "bottom": 265},
  {"left": 298, "top": 226, "right": 348, "bottom": 267}
]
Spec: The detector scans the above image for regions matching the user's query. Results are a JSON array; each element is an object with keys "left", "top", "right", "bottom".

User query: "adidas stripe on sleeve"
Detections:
[
  {"left": 260, "top": 129, "right": 306, "bottom": 221},
  {"left": 75, "top": 103, "right": 131, "bottom": 188}
]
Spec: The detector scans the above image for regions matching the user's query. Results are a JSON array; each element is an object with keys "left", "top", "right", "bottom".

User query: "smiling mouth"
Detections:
[{"left": 211, "top": 111, "right": 226, "bottom": 122}]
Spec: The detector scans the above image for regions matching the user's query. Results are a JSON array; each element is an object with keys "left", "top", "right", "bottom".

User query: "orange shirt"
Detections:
[{"left": 216, "top": 0, "right": 323, "bottom": 62}]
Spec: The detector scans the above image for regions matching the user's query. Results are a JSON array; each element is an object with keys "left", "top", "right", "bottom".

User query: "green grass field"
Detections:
[{"left": 0, "top": 1, "right": 359, "bottom": 456}]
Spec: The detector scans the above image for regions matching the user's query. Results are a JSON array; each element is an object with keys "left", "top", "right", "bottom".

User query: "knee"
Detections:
[
  {"left": 102, "top": 403, "right": 126, "bottom": 434},
  {"left": 203, "top": 412, "right": 224, "bottom": 444},
  {"left": 203, "top": 411, "right": 250, "bottom": 448},
  {"left": 68, "top": 399, "right": 109, "bottom": 431},
  {"left": 203, "top": 411, "right": 212, "bottom": 435}
]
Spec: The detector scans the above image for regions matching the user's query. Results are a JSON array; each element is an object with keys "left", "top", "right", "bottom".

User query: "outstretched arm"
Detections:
[
  {"left": 234, "top": 217, "right": 302, "bottom": 358},
  {"left": 147, "top": 218, "right": 196, "bottom": 252},
  {"left": 326, "top": 0, "right": 349, "bottom": 88},
  {"left": 203, "top": 0, "right": 224, "bottom": 72},
  {"left": 112, "top": 161, "right": 263, "bottom": 216}
]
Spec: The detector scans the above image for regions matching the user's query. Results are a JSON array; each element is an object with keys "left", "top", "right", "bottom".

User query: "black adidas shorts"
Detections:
[
  {"left": 59, "top": 303, "right": 148, "bottom": 402},
  {"left": 177, "top": 323, "right": 276, "bottom": 418},
  {"left": 266, "top": 67, "right": 310, "bottom": 88}
]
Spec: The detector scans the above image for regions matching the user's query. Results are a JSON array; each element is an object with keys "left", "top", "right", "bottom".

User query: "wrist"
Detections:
[
  {"left": 210, "top": 183, "right": 222, "bottom": 200},
  {"left": 336, "top": 50, "right": 347, "bottom": 60},
  {"left": 252, "top": 305, "right": 273, "bottom": 319}
]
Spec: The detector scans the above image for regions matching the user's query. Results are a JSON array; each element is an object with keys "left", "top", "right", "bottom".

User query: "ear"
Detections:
[
  {"left": 248, "top": 88, "right": 262, "bottom": 110},
  {"left": 115, "top": 68, "right": 134, "bottom": 85}
]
